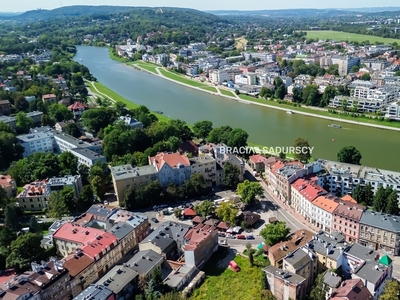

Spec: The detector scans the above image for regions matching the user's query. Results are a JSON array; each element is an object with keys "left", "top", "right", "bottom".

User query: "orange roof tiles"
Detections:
[
  {"left": 249, "top": 154, "right": 268, "bottom": 164},
  {"left": 81, "top": 232, "right": 117, "bottom": 259},
  {"left": 63, "top": 252, "right": 94, "bottom": 277},
  {"left": 313, "top": 195, "right": 340, "bottom": 213},
  {"left": 270, "top": 161, "right": 285, "bottom": 175},
  {"left": 341, "top": 195, "right": 357, "bottom": 203},
  {"left": 291, "top": 178, "right": 327, "bottom": 202},
  {"left": 150, "top": 152, "right": 190, "bottom": 171},
  {"left": 42, "top": 93, "right": 56, "bottom": 99},
  {"left": 183, "top": 223, "right": 217, "bottom": 251}
]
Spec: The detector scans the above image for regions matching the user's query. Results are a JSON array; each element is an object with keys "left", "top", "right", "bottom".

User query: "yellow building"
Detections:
[
  {"left": 16, "top": 180, "right": 50, "bottom": 211},
  {"left": 189, "top": 155, "right": 217, "bottom": 187}
]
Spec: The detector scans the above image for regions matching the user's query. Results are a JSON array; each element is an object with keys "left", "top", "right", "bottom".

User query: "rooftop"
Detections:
[
  {"left": 86, "top": 204, "right": 116, "bottom": 220},
  {"left": 17, "top": 180, "right": 50, "bottom": 198},
  {"left": 47, "top": 175, "right": 80, "bottom": 187},
  {"left": 249, "top": 154, "right": 269, "bottom": 164},
  {"left": 53, "top": 222, "right": 109, "bottom": 246},
  {"left": 150, "top": 152, "right": 190, "bottom": 171},
  {"left": 81, "top": 231, "right": 118, "bottom": 259},
  {"left": 63, "top": 252, "right": 94, "bottom": 277},
  {"left": 359, "top": 210, "right": 400, "bottom": 233},
  {"left": 308, "top": 231, "right": 347, "bottom": 261},
  {"left": 0, "top": 175, "right": 15, "bottom": 189},
  {"left": 263, "top": 265, "right": 306, "bottom": 286},
  {"left": 96, "top": 265, "right": 138, "bottom": 294},
  {"left": 20, "top": 258, "right": 66, "bottom": 288},
  {"left": 16, "top": 131, "right": 53, "bottom": 143},
  {"left": 312, "top": 195, "right": 340, "bottom": 213},
  {"left": 183, "top": 223, "right": 217, "bottom": 251},
  {"left": 291, "top": 179, "right": 327, "bottom": 202},
  {"left": 163, "top": 265, "right": 196, "bottom": 288},
  {"left": 189, "top": 155, "right": 216, "bottom": 165},
  {"left": 333, "top": 200, "right": 365, "bottom": 221},
  {"left": 74, "top": 284, "right": 114, "bottom": 300},
  {"left": 109, "top": 210, "right": 148, "bottom": 227},
  {"left": 330, "top": 278, "right": 373, "bottom": 300},
  {"left": 69, "top": 147, "right": 105, "bottom": 161},
  {"left": 52, "top": 131, "right": 94, "bottom": 148},
  {"left": 323, "top": 271, "right": 342, "bottom": 288},
  {"left": 126, "top": 249, "right": 164, "bottom": 275},
  {"left": 107, "top": 222, "right": 135, "bottom": 241},
  {"left": 111, "top": 164, "right": 158, "bottom": 181},
  {"left": 284, "top": 247, "right": 315, "bottom": 270}
]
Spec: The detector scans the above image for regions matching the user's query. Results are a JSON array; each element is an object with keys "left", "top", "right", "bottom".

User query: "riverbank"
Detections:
[{"left": 127, "top": 60, "right": 400, "bottom": 132}]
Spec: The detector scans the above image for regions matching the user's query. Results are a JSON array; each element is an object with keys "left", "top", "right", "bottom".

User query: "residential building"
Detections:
[
  {"left": 73, "top": 284, "right": 115, "bottom": 300},
  {"left": 162, "top": 264, "right": 199, "bottom": 292},
  {"left": 349, "top": 80, "right": 377, "bottom": 99},
  {"left": 328, "top": 96, "right": 385, "bottom": 113},
  {"left": 324, "top": 271, "right": 342, "bottom": 298},
  {"left": 53, "top": 131, "right": 102, "bottom": 154},
  {"left": 263, "top": 266, "right": 307, "bottom": 300},
  {"left": 331, "top": 56, "right": 360, "bottom": 76},
  {"left": 240, "top": 211, "right": 261, "bottom": 227},
  {"left": 16, "top": 180, "right": 50, "bottom": 211},
  {"left": 248, "top": 154, "right": 269, "bottom": 172},
  {"left": 107, "top": 222, "right": 136, "bottom": 257},
  {"left": 282, "top": 247, "right": 318, "bottom": 291},
  {"left": 311, "top": 194, "right": 340, "bottom": 232},
  {"left": 17, "top": 131, "right": 55, "bottom": 157},
  {"left": 178, "top": 141, "right": 199, "bottom": 157},
  {"left": 85, "top": 204, "right": 117, "bottom": 229},
  {"left": 42, "top": 93, "right": 57, "bottom": 103},
  {"left": 47, "top": 175, "right": 83, "bottom": 198},
  {"left": 291, "top": 179, "right": 328, "bottom": 223},
  {"left": 0, "top": 174, "right": 17, "bottom": 197},
  {"left": 329, "top": 278, "right": 373, "bottom": 300},
  {"left": 69, "top": 147, "right": 107, "bottom": 167},
  {"left": 359, "top": 210, "right": 400, "bottom": 256},
  {"left": 186, "top": 64, "right": 199, "bottom": 76},
  {"left": 385, "top": 101, "right": 400, "bottom": 120},
  {"left": 332, "top": 201, "right": 365, "bottom": 242},
  {"left": 182, "top": 223, "right": 218, "bottom": 268},
  {"left": 110, "top": 164, "right": 158, "bottom": 204},
  {"left": 96, "top": 265, "right": 138, "bottom": 300},
  {"left": 268, "top": 229, "right": 314, "bottom": 267},
  {"left": 126, "top": 249, "right": 164, "bottom": 276},
  {"left": 0, "top": 115, "right": 17, "bottom": 128},
  {"left": 0, "top": 99, "right": 11, "bottom": 115},
  {"left": 149, "top": 152, "right": 191, "bottom": 187},
  {"left": 108, "top": 210, "right": 149, "bottom": 243},
  {"left": 275, "top": 161, "right": 304, "bottom": 203},
  {"left": 118, "top": 115, "right": 143, "bottom": 129},
  {"left": 189, "top": 155, "right": 217, "bottom": 187},
  {"left": 0, "top": 278, "right": 41, "bottom": 300},
  {"left": 68, "top": 101, "right": 88, "bottom": 118},
  {"left": 139, "top": 222, "right": 191, "bottom": 260}
]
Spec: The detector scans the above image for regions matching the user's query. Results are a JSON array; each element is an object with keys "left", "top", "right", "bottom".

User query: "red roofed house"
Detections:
[
  {"left": 183, "top": 207, "right": 196, "bottom": 218},
  {"left": 291, "top": 178, "right": 327, "bottom": 222},
  {"left": 332, "top": 200, "right": 365, "bottom": 243},
  {"left": 42, "top": 93, "right": 57, "bottom": 103},
  {"left": 248, "top": 154, "right": 269, "bottom": 172},
  {"left": 63, "top": 252, "right": 95, "bottom": 297},
  {"left": 329, "top": 278, "right": 372, "bottom": 300},
  {"left": 183, "top": 223, "right": 218, "bottom": 268},
  {"left": 149, "top": 152, "right": 191, "bottom": 186},
  {"left": 68, "top": 101, "right": 88, "bottom": 118},
  {"left": 0, "top": 174, "right": 17, "bottom": 197}
]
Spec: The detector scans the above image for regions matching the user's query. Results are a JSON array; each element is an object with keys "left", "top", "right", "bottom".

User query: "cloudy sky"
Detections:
[{"left": 2, "top": 0, "right": 399, "bottom": 13}]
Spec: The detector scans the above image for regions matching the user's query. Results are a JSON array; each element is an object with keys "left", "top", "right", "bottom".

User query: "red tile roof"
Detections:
[
  {"left": 53, "top": 223, "right": 107, "bottom": 245},
  {"left": 150, "top": 152, "right": 190, "bottom": 171},
  {"left": 81, "top": 231, "right": 118, "bottom": 259},
  {"left": 329, "top": 279, "right": 372, "bottom": 300},
  {"left": 63, "top": 252, "right": 94, "bottom": 277},
  {"left": 183, "top": 208, "right": 196, "bottom": 217},
  {"left": 68, "top": 101, "right": 88, "bottom": 111},
  {"left": 183, "top": 223, "right": 217, "bottom": 251},
  {"left": 333, "top": 201, "right": 365, "bottom": 221},
  {"left": 249, "top": 154, "right": 268, "bottom": 164},
  {"left": 42, "top": 93, "right": 56, "bottom": 99},
  {"left": 291, "top": 178, "right": 327, "bottom": 202},
  {"left": 0, "top": 175, "right": 15, "bottom": 189},
  {"left": 217, "top": 221, "right": 229, "bottom": 230},
  {"left": 313, "top": 195, "right": 340, "bottom": 213},
  {"left": 341, "top": 195, "right": 357, "bottom": 203}
]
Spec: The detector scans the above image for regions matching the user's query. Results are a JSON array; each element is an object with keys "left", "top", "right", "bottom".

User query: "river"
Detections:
[{"left": 74, "top": 46, "right": 400, "bottom": 171}]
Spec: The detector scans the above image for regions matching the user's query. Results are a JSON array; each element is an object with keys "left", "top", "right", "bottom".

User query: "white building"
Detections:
[
  {"left": 118, "top": 116, "right": 143, "bottom": 129},
  {"left": 385, "top": 101, "right": 400, "bottom": 120},
  {"left": 310, "top": 194, "right": 340, "bottom": 232},
  {"left": 17, "top": 131, "right": 55, "bottom": 157},
  {"left": 234, "top": 73, "right": 256, "bottom": 85},
  {"left": 47, "top": 175, "right": 83, "bottom": 198},
  {"left": 68, "top": 147, "right": 107, "bottom": 167},
  {"left": 349, "top": 80, "right": 378, "bottom": 99},
  {"left": 329, "top": 96, "right": 385, "bottom": 113}
]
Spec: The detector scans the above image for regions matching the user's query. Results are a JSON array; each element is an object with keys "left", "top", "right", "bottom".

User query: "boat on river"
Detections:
[
  {"left": 154, "top": 110, "right": 163, "bottom": 114},
  {"left": 328, "top": 124, "right": 341, "bottom": 128},
  {"left": 286, "top": 111, "right": 294, "bottom": 114}
]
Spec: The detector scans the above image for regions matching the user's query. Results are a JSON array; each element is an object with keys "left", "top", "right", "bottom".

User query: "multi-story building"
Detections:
[
  {"left": 331, "top": 55, "right": 360, "bottom": 76},
  {"left": 384, "top": 101, "right": 400, "bottom": 120},
  {"left": 263, "top": 266, "right": 307, "bottom": 300},
  {"left": 69, "top": 147, "right": 107, "bottom": 167},
  {"left": 73, "top": 284, "right": 114, "bottom": 300},
  {"left": 85, "top": 204, "right": 117, "bottom": 229},
  {"left": 118, "top": 115, "right": 143, "bottom": 129},
  {"left": 282, "top": 247, "right": 318, "bottom": 292},
  {"left": 0, "top": 99, "right": 11, "bottom": 115},
  {"left": 68, "top": 101, "right": 88, "bottom": 118},
  {"left": 359, "top": 210, "right": 400, "bottom": 256},
  {"left": 47, "top": 175, "right": 83, "bottom": 198},
  {"left": 291, "top": 179, "right": 328, "bottom": 223},
  {"left": 42, "top": 94, "right": 57, "bottom": 103},
  {"left": 349, "top": 80, "right": 377, "bottom": 99},
  {"left": 53, "top": 131, "right": 102, "bottom": 154},
  {"left": 107, "top": 222, "right": 136, "bottom": 257},
  {"left": 182, "top": 223, "right": 219, "bottom": 268},
  {"left": 311, "top": 194, "right": 340, "bottom": 232},
  {"left": 16, "top": 180, "right": 50, "bottom": 211},
  {"left": 189, "top": 155, "right": 217, "bottom": 187},
  {"left": 107, "top": 210, "right": 149, "bottom": 243},
  {"left": 0, "top": 277, "right": 41, "bottom": 300},
  {"left": 17, "top": 131, "right": 55, "bottom": 157},
  {"left": 332, "top": 200, "right": 365, "bottom": 243},
  {"left": 328, "top": 96, "right": 386, "bottom": 113},
  {"left": 0, "top": 111, "right": 43, "bottom": 129},
  {"left": 111, "top": 164, "right": 158, "bottom": 204},
  {"left": 274, "top": 161, "right": 304, "bottom": 203},
  {"left": 328, "top": 278, "right": 373, "bottom": 300},
  {"left": 149, "top": 152, "right": 191, "bottom": 187},
  {"left": 0, "top": 174, "right": 17, "bottom": 197},
  {"left": 126, "top": 249, "right": 164, "bottom": 276}
]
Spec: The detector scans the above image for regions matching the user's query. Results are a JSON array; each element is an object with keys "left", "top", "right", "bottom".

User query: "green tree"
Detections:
[
  {"left": 279, "top": 152, "right": 286, "bottom": 160},
  {"left": 194, "top": 200, "right": 215, "bottom": 217},
  {"left": 373, "top": 186, "right": 386, "bottom": 212},
  {"left": 91, "top": 175, "right": 107, "bottom": 199},
  {"left": 350, "top": 65, "right": 360, "bottom": 73},
  {"left": 309, "top": 273, "right": 329, "bottom": 300},
  {"left": 4, "top": 205, "right": 20, "bottom": 231},
  {"left": 215, "top": 200, "right": 239, "bottom": 226},
  {"left": 0, "top": 226, "right": 17, "bottom": 248},
  {"left": 361, "top": 73, "right": 371, "bottom": 81},
  {"left": 41, "top": 114, "right": 56, "bottom": 127},
  {"left": 337, "top": 146, "right": 362, "bottom": 165},
  {"left": 260, "top": 221, "right": 290, "bottom": 246},
  {"left": 6, "top": 233, "right": 44, "bottom": 271},
  {"left": 380, "top": 279, "right": 400, "bottom": 300},
  {"left": 273, "top": 77, "right": 284, "bottom": 88},
  {"left": 193, "top": 120, "right": 213, "bottom": 140},
  {"left": 274, "top": 85, "right": 286, "bottom": 100},
  {"left": 159, "top": 291, "right": 184, "bottom": 300},
  {"left": 260, "top": 290, "right": 276, "bottom": 300},
  {"left": 48, "top": 103, "right": 73, "bottom": 121},
  {"left": 222, "top": 161, "right": 240, "bottom": 188},
  {"left": 293, "top": 138, "right": 312, "bottom": 163},
  {"left": 236, "top": 180, "right": 264, "bottom": 204},
  {"left": 81, "top": 107, "right": 117, "bottom": 134},
  {"left": 0, "top": 187, "right": 10, "bottom": 210},
  {"left": 352, "top": 184, "right": 364, "bottom": 204},
  {"left": 58, "top": 151, "right": 78, "bottom": 175},
  {"left": 226, "top": 128, "right": 249, "bottom": 149},
  {"left": 259, "top": 87, "right": 272, "bottom": 99},
  {"left": 320, "top": 85, "right": 336, "bottom": 107},
  {"left": 364, "top": 183, "right": 374, "bottom": 207},
  {"left": 28, "top": 217, "right": 41, "bottom": 233},
  {"left": 63, "top": 122, "right": 82, "bottom": 137},
  {"left": 80, "top": 185, "right": 94, "bottom": 210},
  {"left": 15, "top": 112, "right": 34, "bottom": 134},
  {"left": 386, "top": 189, "right": 399, "bottom": 215},
  {"left": 190, "top": 173, "right": 206, "bottom": 195},
  {"left": 47, "top": 191, "right": 70, "bottom": 219},
  {"left": 174, "top": 208, "right": 182, "bottom": 218}
]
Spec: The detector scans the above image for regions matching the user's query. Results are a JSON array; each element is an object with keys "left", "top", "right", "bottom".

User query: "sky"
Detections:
[{"left": 2, "top": 0, "right": 400, "bottom": 13}]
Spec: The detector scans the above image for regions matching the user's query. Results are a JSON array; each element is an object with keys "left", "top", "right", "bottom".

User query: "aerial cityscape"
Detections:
[{"left": 1, "top": 3, "right": 400, "bottom": 300}]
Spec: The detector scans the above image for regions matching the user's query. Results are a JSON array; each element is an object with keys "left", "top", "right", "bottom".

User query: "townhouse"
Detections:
[
  {"left": 108, "top": 209, "right": 149, "bottom": 244},
  {"left": 311, "top": 194, "right": 340, "bottom": 232},
  {"left": 189, "top": 155, "right": 217, "bottom": 187},
  {"left": 332, "top": 200, "right": 365, "bottom": 243},
  {"left": 73, "top": 284, "right": 114, "bottom": 300},
  {"left": 149, "top": 152, "right": 191, "bottom": 186},
  {"left": 0, "top": 174, "right": 17, "bottom": 197},
  {"left": 329, "top": 278, "right": 373, "bottom": 300},
  {"left": 359, "top": 210, "right": 400, "bottom": 256},
  {"left": 126, "top": 249, "right": 164, "bottom": 276}
]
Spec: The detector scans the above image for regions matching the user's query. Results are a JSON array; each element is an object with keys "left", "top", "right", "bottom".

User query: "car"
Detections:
[
  {"left": 153, "top": 205, "right": 158, "bottom": 211},
  {"left": 236, "top": 235, "right": 246, "bottom": 240},
  {"left": 227, "top": 234, "right": 236, "bottom": 239},
  {"left": 103, "top": 201, "right": 109, "bottom": 205},
  {"left": 246, "top": 235, "right": 255, "bottom": 240},
  {"left": 219, "top": 240, "right": 227, "bottom": 245},
  {"left": 151, "top": 217, "right": 159, "bottom": 223},
  {"left": 218, "top": 233, "right": 226, "bottom": 237},
  {"left": 159, "top": 204, "right": 168, "bottom": 209}
]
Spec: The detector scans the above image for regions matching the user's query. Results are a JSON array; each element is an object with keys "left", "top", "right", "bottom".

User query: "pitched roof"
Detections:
[
  {"left": 42, "top": 93, "right": 56, "bottom": 99},
  {"left": 183, "top": 223, "right": 217, "bottom": 251},
  {"left": 359, "top": 210, "right": 400, "bottom": 233},
  {"left": 241, "top": 211, "right": 261, "bottom": 226},
  {"left": 192, "top": 216, "right": 205, "bottom": 224},
  {"left": 150, "top": 152, "right": 190, "bottom": 170},
  {"left": 333, "top": 201, "right": 365, "bottom": 221},
  {"left": 183, "top": 208, "right": 196, "bottom": 217},
  {"left": 81, "top": 232, "right": 118, "bottom": 259},
  {"left": 52, "top": 223, "right": 106, "bottom": 245},
  {"left": 126, "top": 249, "right": 163, "bottom": 275},
  {"left": 249, "top": 154, "right": 268, "bottom": 164},
  {"left": 329, "top": 278, "right": 372, "bottom": 300},
  {"left": 217, "top": 221, "right": 229, "bottom": 230},
  {"left": 63, "top": 252, "right": 94, "bottom": 277},
  {"left": 68, "top": 101, "right": 88, "bottom": 110},
  {"left": 341, "top": 194, "right": 357, "bottom": 203},
  {"left": 291, "top": 178, "right": 327, "bottom": 202},
  {"left": 379, "top": 254, "right": 392, "bottom": 266},
  {"left": 313, "top": 195, "right": 340, "bottom": 213},
  {"left": 268, "top": 230, "right": 314, "bottom": 262}
]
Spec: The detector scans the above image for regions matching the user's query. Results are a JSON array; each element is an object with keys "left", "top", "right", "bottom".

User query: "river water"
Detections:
[{"left": 74, "top": 46, "right": 400, "bottom": 171}]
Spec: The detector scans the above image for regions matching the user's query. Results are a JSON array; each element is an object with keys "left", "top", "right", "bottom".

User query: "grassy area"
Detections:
[
  {"left": 42, "top": 230, "right": 49, "bottom": 235},
  {"left": 235, "top": 37, "right": 248, "bottom": 50},
  {"left": 86, "top": 81, "right": 170, "bottom": 122},
  {"left": 243, "top": 250, "right": 270, "bottom": 267},
  {"left": 220, "top": 89, "right": 235, "bottom": 97},
  {"left": 305, "top": 30, "right": 400, "bottom": 44},
  {"left": 191, "top": 251, "right": 264, "bottom": 300},
  {"left": 159, "top": 69, "right": 207, "bottom": 88},
  {"left": 132, "top": 61, "right": 159, "bottom": 74},
  {"left": 108, "top": 48, "right": 131, "bottom": 63},
  {"left": 200, "top": 86, "right": 217, "bottom": 93}
]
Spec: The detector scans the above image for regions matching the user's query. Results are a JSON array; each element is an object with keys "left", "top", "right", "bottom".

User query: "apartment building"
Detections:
[
  {"left": 331, "top": 56, "right": 360, "bottom": 76},
  {"left": 311, "top": 195, "right": 340, "bottom": 232},
  {"left": 263, "top": 266, "right": 307, "bottom": 300},
  {"left": 274, "top": 161, "right": 304, "bottom": 203},
  {"left": 329, "top": 96, "right": 386, "bottom": 113},
  {"left": 42, "top": 93, "right": 57, "bottom": 103},
  {"left": 17, "top": 131, "right": 55, "bottom": 157},
  {"left": 0, "top": 111, "right": 43, "bottom": 129},
  {"left": 111, "top": 164, "right": 158, "bottom": 204},
  {"left": 53, "top": 130, "right": 102, "bottom": 153},
  {"left": 0, "top": 174, "right": 17, "bottom": 197},
  {"left": 359, "top": 210, "right": 400, "bottom": 256},
  {"left": 73, "top": 284, "right": 114, "bottom": 300},
  {"left": 107, "top": 222, "right": 136, "bottom": 257},
  {"left": 16, "top": 180, "right": 50, "bottom": 211},
  {"left": 384, "top": 101, "right": 400, "bottom": 120},
  {"left": 329, "top": 278, "right": 373, "bottom": 300},
  {"left": 349, "top": 80, "right": 377, "bottom": 99},
  {"left": 209, "top": 69, "right": 242, "bottom": 84},
  {"left": 332, "top": 201, "right": 365, "bottom": 243},
  {"left": 126, "top": 249, "right": 164, "bottom": 276},
  {"left": 85, "top": 204, "right": 117, "bottom": 229},
  {"left": 69, "top": 147, "right": 107, "bottom": 167},
  {"left": 47, "top": 175, "right": 82, "bottom": 198},
  {"left": 149, "top": 152, "right": 191, "bottom": 186},
  {"left": 0, "top": 277, "right": 41, "bottom": 300},
  {"left": 189, "top": 155, "right": 217, "bottom": 187},
  {"left": 108, "top": 210, "right": 149, "bottom": 243}
]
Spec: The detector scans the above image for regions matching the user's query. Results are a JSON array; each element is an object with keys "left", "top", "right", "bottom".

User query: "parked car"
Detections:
[
  {"left": 218, "top": 233, "right": 226, "bottom": 237},
  {"left": 246, "top": 235, "right": 255, "bottom": 240},
  {"left": 151, "top": 217, "right": 159, "bottom": 223},
  {"left": 159, "top": 204, "right": 168, "bottom": 209},
  {"left": 236, "top": 235, "right": 246, "bottom": 240},
  {"left": 227, "top": 234, "right": 236, "bottom": 239},
  {"left": 103, "top": 200, "right": 109, "bottom": 205},
  {"left": 219, "top": 240, "right": 227, "bottom": 245},
  {"left": 153, "top": 205, "right": 158, "bottom": 211}
]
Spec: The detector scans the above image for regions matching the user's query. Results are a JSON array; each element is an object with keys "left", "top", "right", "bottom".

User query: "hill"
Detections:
[{"left": 205, "top": 9, "right": 358, "bottom": 17}]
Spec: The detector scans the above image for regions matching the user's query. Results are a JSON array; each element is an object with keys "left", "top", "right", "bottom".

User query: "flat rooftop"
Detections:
[
  {"left": 111, "top": 164, "right": 158, "bottom": 180},
  {"left": 69, "top": 147, "right": 105, "bottom": 160},
  {"left": 263, "top": 265, "right": 306, "bottom": 286}
]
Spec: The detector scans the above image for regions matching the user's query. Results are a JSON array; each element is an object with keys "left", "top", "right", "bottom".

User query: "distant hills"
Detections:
[{"left": 0, "top": 12, "right": 22, "bottom": 17}]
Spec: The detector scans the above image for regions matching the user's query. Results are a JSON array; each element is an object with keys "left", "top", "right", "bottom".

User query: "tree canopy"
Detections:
[
  {"left": 337, "top": 146, "right": 362, "bottom": 165},
  {"left": 215, "top": 200, "right": 239, "bottom": 226},
  {"left": 236, "top": 180, "right": 264, "bottom": 204},
  {"left": 259, "top": 221, "right": 290, "bottom": 246}
]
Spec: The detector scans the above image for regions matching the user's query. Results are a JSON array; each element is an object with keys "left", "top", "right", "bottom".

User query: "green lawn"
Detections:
[
  {"left": 306, "top": 30, "right": 400, "bottom": 44},
  {"left": 220, "top": 89, "right": 235, "bottom": 97},
  {"left": 190, "top": 250, "right": 264, "bottom": 300},
  {"left": 132, "top": 61, "right": 159, "bottom": 74},
  {"left": 200, "top": 86, "right": 217, "bottom": 93},
  {"left": 159, "top": 69, "right": 207, "bottom": 87}
]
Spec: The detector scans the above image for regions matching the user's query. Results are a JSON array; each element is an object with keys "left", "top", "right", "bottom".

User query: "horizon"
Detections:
[{"left": 1, "top": 1, "right": 400, "bottom": 13}]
